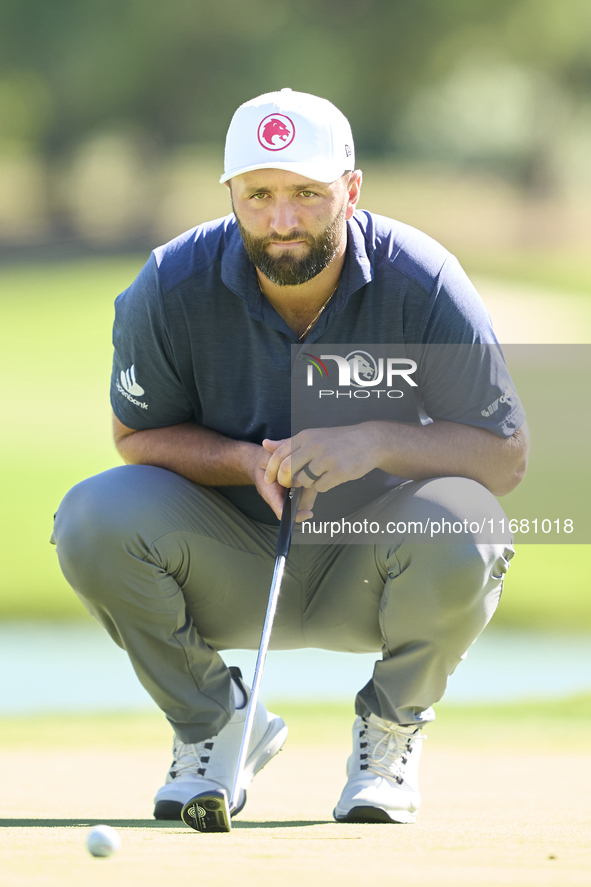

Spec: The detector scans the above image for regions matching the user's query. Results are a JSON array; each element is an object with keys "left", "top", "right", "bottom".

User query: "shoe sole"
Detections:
[
  {"left": 333, "top": 805, "right": 416, "bottom": 824},
  {"left": 154, "top": 799, "right": 183, "bottom": 820},
  {"left": 154, "top": 717, "right": 288, "bottom": 821}
]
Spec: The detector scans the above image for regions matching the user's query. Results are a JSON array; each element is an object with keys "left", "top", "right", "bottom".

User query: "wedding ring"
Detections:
[{"left": 303, "top": 463, "right": 323, "bottom": 482}]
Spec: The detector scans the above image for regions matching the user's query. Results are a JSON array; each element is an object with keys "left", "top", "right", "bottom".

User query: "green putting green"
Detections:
[{"left": 0, "top": 699, "right": 589, "bottom": 887}]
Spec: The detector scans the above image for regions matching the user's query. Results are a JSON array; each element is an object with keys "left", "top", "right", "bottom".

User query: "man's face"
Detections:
[{"left": 228, "top": 169, "right": 358, "bottom": 286}]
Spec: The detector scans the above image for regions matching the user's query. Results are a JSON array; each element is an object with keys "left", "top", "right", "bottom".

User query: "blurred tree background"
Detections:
[{"left": 1, "top": 0, "right": 591, "bottom": 259}]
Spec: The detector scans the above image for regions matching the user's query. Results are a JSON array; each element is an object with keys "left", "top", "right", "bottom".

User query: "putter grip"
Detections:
[{"left": 275, "top": 487, "right": 302, "bottom": 559}]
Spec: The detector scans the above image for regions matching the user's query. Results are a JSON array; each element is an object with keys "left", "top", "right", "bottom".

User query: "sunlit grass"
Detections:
[
  {"left": 0, "top": 695, "right": 589, "bottom": 750},
  {"left": 1, "top": 257, "right": 589, "bottom": 626},
  {"left": 462, "top": 250, "right": 591, "bottom": 296}
]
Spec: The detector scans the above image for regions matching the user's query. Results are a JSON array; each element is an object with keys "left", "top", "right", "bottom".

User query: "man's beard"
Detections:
[{"left": 234, "top": 203, "right": 347, "bottom": 286}]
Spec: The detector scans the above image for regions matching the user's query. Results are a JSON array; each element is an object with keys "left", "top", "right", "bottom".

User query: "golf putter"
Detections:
[{"left": 181, "top": 485, "right": 303, "bottom": 833}]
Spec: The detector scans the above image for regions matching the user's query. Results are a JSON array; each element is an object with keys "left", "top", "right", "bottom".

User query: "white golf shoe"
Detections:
[
  {"left": 333, "top": 714, "right": 423, "bottom": 824},
  {"left": 154, "top": 669, "right": 288, "bottom": 820}
]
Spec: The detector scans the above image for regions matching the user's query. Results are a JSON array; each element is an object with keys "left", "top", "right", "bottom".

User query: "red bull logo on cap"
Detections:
[{"left": 257, "top": 114, "right": 296, "bottom": 151}]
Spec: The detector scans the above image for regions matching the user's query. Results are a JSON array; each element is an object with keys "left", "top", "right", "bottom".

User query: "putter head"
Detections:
[{"left": 181, "top": 789, "right": 232, "bottom": 833}]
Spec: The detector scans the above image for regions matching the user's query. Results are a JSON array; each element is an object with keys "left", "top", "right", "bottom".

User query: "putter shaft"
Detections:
[{"left": 229, "top": 487, "right": 301, "bottom": 812}]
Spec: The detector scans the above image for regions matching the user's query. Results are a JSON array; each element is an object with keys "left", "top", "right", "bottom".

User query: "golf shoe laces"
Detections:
[
  {"left": 169, "top": 736, "right": 216, "bottom": 780},
  {"left": 359, "top": 717, "right": 424, "bottom": 784}
]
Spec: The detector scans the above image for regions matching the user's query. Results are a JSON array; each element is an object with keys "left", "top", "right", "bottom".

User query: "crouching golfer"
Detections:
[{"left": 52, "top": 88, "right": 528, "bottom": 824}]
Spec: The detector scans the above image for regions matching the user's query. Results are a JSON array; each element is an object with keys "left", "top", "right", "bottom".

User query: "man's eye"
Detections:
[{"left": 300, "top": 191, "right": 315, "bottom": 198}]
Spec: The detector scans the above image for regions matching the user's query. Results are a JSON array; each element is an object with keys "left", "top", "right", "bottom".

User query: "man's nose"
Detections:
[{"left": 269, "top": 200, "right": 299, "bottom": 236}]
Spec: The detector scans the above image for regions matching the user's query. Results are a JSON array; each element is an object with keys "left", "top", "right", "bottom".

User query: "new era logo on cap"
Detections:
[{"left": 258, "top": 114, "right": 296, "bottom": 151}]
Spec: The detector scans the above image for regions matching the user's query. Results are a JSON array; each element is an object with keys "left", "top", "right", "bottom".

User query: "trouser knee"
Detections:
[
  {"left": 379, "top": 478, "right": 514, "bottom": 638},
  {"left": 402, "top": 539, "right": 512, "bottom": 621},
  {"left": 411, "top": 476, "right": 513, "bottom": 619},
  {"left": 52, "top": 466, "right": 156, "bottom": 604}
]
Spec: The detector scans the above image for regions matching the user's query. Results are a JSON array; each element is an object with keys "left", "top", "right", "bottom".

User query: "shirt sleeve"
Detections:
[
  {"left": 413, "top": 256, "right": 526, "bottom": 437},
  {"left": 110, "top": 254, "right": 195, "bottom": 429}
]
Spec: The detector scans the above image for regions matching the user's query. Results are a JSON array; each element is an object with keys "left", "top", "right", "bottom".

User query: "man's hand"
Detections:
[
  {"left": 263, "top": 425, "right": 381, "bottom": 494},
  {"left": 250, "top": 443, "right": 314, "bottom": 522}
]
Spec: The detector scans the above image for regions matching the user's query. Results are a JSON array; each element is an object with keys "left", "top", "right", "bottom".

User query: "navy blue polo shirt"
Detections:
[{"left": 111, "top": 210, "right": 524, "bottom": 524}]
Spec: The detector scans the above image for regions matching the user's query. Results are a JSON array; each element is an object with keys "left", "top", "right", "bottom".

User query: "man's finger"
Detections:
[
  {"left": 259, "top": 481, "right": 289, "bottom": 520},
  {"left": 262, "top": 438, "right": 286, "bottom": 453},
  {"left": 295, "top": 487, "right": 317, "bottom": 521},
  {"left": 265, "top": 444, "right": 296, "bottom": 485}
]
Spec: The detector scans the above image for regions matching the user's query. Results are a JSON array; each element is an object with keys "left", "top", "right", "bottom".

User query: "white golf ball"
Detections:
[{"left": 86, "top": 824, "right": 121, "bottom": 857}]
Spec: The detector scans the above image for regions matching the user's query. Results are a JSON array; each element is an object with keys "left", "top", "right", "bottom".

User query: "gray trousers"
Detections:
[{"left": 51, "top": 465, "right": 513, "bottom": 743}]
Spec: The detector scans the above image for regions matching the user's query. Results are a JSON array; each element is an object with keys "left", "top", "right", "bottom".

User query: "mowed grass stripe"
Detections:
[{"left": 0, "top": 696, "right": 590, "bottom": 750}]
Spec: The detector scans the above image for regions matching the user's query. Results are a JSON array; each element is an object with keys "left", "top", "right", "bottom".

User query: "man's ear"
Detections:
[
  {"left": 224, "top": 180, "right": 233, "bottom": 210},
  {"left": 345, "top": 170, "right": 362, "bottom": 219}
]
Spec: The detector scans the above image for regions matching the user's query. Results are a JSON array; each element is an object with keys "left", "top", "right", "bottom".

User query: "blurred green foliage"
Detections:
[
  {"left": 1, "top": 0, "right": 591, "bottom": 182},
  {"left": 2, "top": 1, "right": 591, "bottom": 251}
]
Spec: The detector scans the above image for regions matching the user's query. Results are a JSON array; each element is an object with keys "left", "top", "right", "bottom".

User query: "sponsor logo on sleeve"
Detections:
[
  {"left": 481, "top": 387, "right": 513, "bottom": 418},
  {"left": 116, "top": 365, "right": 148, "bottom": 410}
]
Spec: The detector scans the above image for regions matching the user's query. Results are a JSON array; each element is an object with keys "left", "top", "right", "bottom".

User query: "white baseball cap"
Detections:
[{"left": 220, "top": 88, "right": 355, "bottom": 184}]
